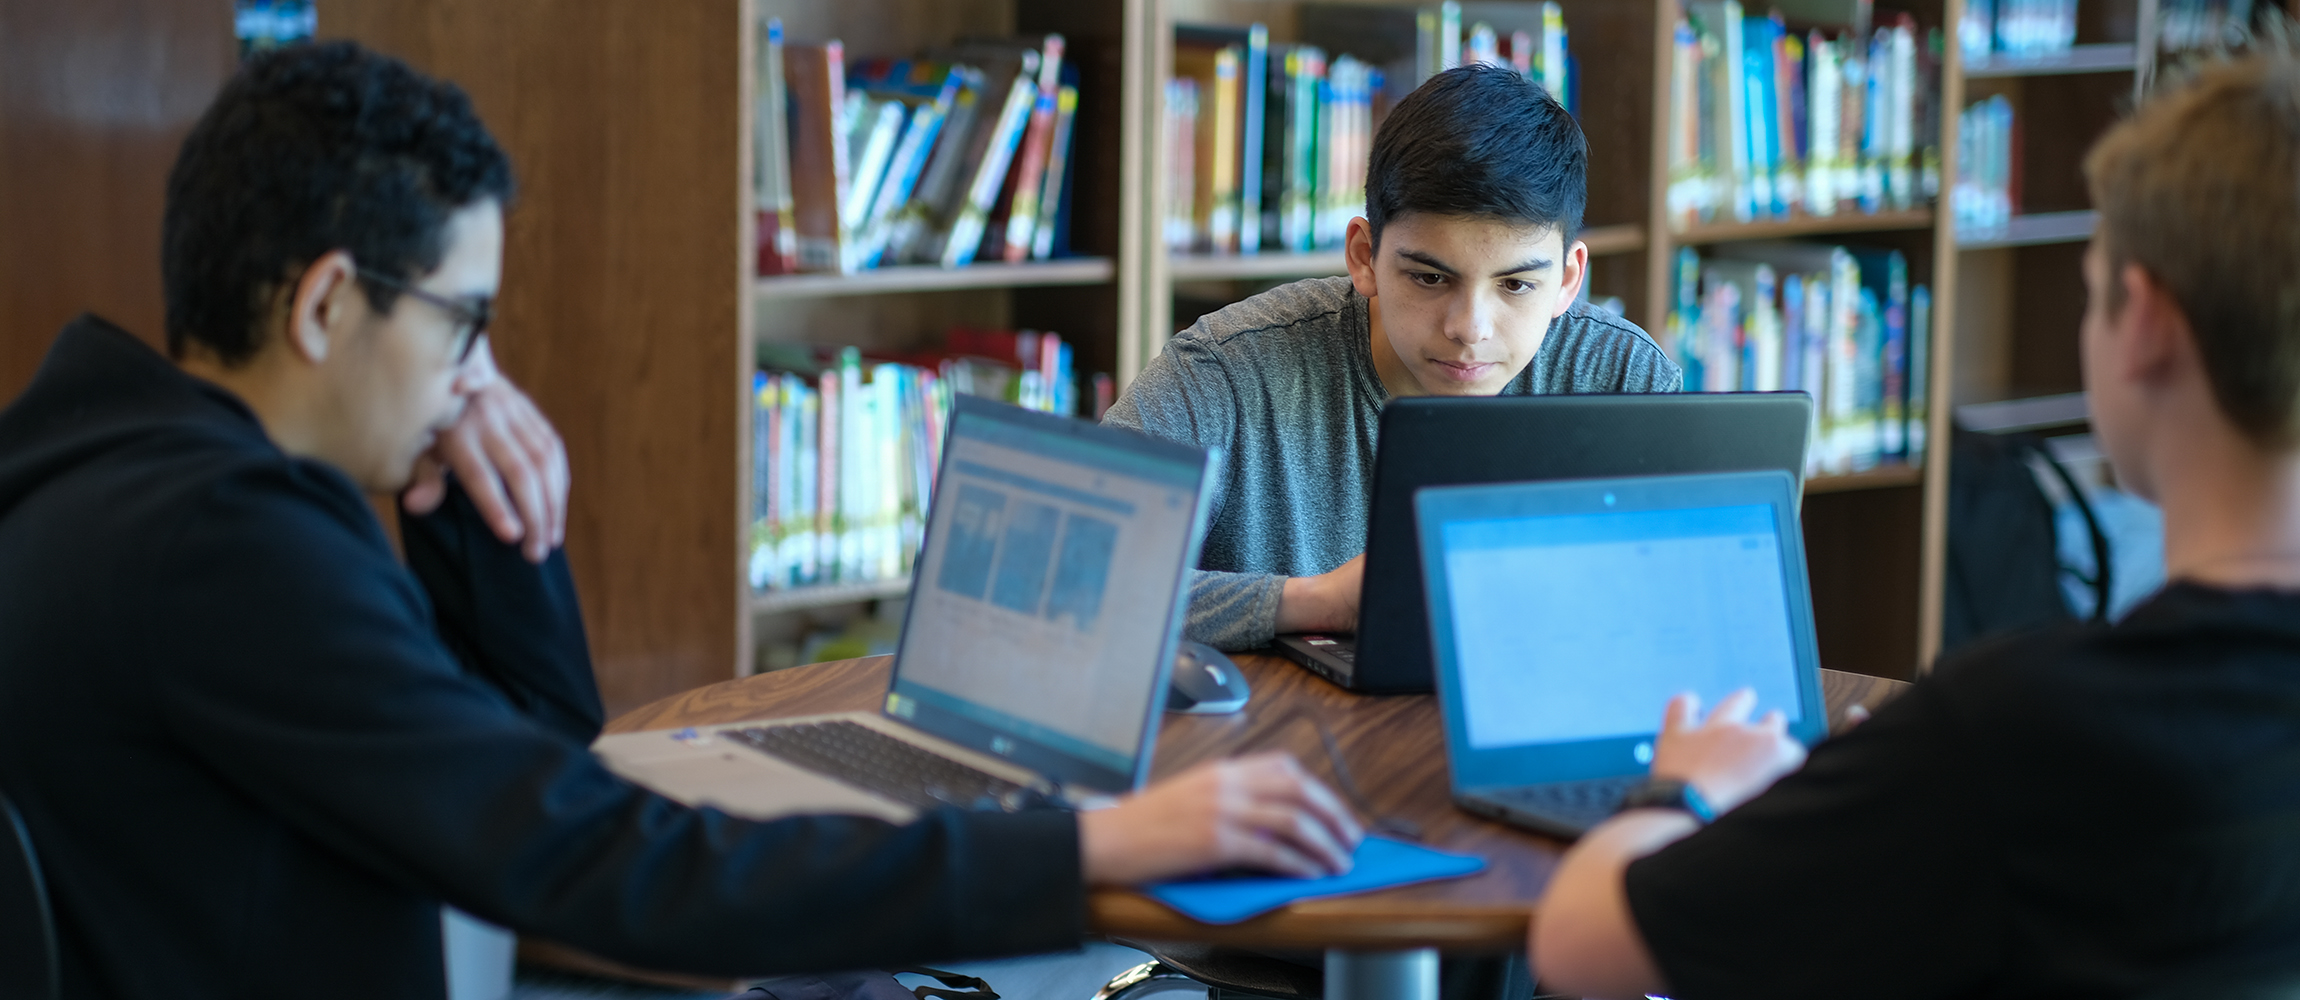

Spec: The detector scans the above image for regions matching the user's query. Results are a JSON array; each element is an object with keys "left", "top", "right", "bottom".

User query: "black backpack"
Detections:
[{"left": 1941, "top": 425, "right": 2112, "bottom": 657}]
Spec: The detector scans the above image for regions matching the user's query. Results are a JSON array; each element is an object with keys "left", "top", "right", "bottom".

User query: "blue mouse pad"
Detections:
[{"left": 1145, "top": 836, "right": 1486, "bottom": 924}]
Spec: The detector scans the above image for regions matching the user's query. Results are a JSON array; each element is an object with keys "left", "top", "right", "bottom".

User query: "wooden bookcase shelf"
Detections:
[
  {"left": 1956, "top": 209, "right": 2096, "bottom": 249},
  {"left": 1169, "top": 250, "right": 1348, "bottom": 282},
  {"left": 1965, "top": 43, "right": 2139, "bottom": 78},
  {"left": 1807, "top": 464, "right": 1925, "bottom": 495},
  {"left": 754, "top": 258, "right": 1117, "bottom": 299},
  {"left": 1671, "top": 208, "right": 1936, "bottom": 247},
  {"left": 752, "top": 577, "right": 914, "bottom": 614}
]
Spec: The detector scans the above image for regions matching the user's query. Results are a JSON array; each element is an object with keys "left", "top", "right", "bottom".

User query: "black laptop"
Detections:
[{"left": 1272, "top": 392, "right": 1813, "bottom": 694}]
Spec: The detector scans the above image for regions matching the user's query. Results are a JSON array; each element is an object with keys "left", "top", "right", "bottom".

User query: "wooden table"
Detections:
[{"left": 610, "top": 654, "right": 1908, "bottom": 998}]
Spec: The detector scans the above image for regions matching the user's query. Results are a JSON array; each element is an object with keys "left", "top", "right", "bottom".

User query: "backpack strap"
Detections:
[{"left": 2016, "top": 435, "right": 2114, "bottom": 623}]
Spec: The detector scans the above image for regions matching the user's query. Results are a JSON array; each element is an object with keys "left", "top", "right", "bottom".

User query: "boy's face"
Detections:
[
  {"left": 1345, "top": 211, "right": 1587, "bottom": 397},
  {"left": 321, "top": 201, "right": 503, "bottom": 493}
]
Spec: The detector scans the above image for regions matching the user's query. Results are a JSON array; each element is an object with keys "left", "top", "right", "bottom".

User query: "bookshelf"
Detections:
[{"left": 304, "top": 0, "right": 2227, "bottom": 710}]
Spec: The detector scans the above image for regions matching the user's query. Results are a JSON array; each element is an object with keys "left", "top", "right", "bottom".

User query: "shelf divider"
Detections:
[
  {"left": 1965, "top": 43, "right": 2138, "bottom": 79},
  {"left": 751, "top": 577, "right": 913, "bottom": 614},
  {"left": 755, "top": 257, "right": 1117, "bottom": 299},
  {"left": 1672, "top": 208, "right": 1934, "bottom": 247},
  {"left": 1955, "top": 210, "right": 2097, "bottom": 250}
]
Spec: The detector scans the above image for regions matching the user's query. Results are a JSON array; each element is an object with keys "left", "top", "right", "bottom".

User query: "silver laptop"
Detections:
[
  {"left": 596, "top": 395, "right": 1217, "bottom": 822},
  {"left": 1413, "top": 470, "right": 1829, "bottom": 838}
]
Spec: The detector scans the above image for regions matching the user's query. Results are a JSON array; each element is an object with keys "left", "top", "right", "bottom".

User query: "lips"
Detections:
[{"left": 1428, "top": 359, "right": 1498, "bottom": 382}]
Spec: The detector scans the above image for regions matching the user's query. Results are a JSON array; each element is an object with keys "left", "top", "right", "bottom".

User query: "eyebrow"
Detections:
[{"left": 1394, "top": 248, "right": 1554, "bottom": 277}]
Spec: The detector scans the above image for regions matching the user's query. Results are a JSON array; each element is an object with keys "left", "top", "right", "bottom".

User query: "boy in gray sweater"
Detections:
[{"left": 1107, "top": 65, "right": 1681, "bottom": 650}]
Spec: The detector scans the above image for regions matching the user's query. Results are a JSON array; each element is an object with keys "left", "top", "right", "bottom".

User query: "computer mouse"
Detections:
[{"left": 1167, "top": 641, "right": 1251, "bottom": 714}]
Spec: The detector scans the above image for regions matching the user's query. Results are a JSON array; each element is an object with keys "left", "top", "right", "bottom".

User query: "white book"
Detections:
[{"left": 1806, "top": 33, "right": 1840, "bottom": 216}]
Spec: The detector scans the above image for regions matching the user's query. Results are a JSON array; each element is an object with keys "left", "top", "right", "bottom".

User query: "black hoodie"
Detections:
[{"left": 0, "top": 316, "right": 1083, "bottom": 998}]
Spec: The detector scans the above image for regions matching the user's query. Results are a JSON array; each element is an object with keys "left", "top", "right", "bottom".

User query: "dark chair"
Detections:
[
  {"left": 1092, "top": 941, "right": 1321, "bottom": 999},
  {"left": 0, "top": 791, "right": 58, "bottom": 1000}
]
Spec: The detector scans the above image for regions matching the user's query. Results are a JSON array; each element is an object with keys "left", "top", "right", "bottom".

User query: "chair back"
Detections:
[{"left": 0, "top": 791, "right": 58, "bottom": 1000}]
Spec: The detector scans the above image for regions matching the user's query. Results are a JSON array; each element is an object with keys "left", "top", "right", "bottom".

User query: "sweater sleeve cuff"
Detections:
[
  {"left": 1183, "top": 570, "right": 1287, "bottom": 650},
  {"left": 944, "top": 808, "right": 1089, "bottom": 958}
]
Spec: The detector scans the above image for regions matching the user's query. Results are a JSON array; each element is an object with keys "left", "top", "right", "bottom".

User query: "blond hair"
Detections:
[{"left": 2085, "top": 51, "right": 2300, "bottom": 446}]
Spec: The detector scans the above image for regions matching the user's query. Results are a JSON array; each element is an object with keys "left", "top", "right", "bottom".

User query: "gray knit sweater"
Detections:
[{"left": 1103, "top": 276, "right": 1683, "bottom": 649}]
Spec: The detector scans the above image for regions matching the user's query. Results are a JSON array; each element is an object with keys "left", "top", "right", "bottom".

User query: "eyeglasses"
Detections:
[{"left": 354, "top": 267, "right": 492, "bottom": 364}]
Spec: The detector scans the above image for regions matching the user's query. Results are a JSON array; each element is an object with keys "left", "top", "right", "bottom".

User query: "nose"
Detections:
[{"left": 1443, "top": 287, "right": 1494, "bottom": 346}]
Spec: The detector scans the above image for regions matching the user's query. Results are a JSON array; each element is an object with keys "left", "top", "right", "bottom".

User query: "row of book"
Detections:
[
  {"left": 1957, "top": 0, "right": 2081, "bottom": 59},
  {"left": 1951, "top": 96, "right": 2018, "bottom": 232},
  {"left": 757, "top": 22, "right": 1080, "bottom": 276},
  {"left": 1662, "top": 243, "right": 1932, "bottom": 476},
  {"left": 1666, "top": 3, "right": 1942, "bottom": 230},
  {"left": 2161, "top": 0, "right": 2256, "bottom": 51},
  {"left": 749, "top": 331, "right": 1107, "bottom": 591},
  {"left": 233, "top": 0, "right": 314, "bottom": 56},
  {"left": 1162, "top": 3, "right": 1577, "bottom": 256}
]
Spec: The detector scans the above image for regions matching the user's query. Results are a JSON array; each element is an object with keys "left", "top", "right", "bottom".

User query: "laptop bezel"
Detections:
[
  {"left": 1334, "top": 392, "right": 1814, "bottom": 694},
  {"left": 883, "top": 394, "right": 1217, "bottom": 795},
  {"left": 1415, "top": 470, "right": 1829, "bottom": 792}
]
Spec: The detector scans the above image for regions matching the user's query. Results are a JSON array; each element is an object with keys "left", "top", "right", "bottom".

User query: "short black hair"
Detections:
[
  {"left": 1365, "top": 64, "right": 1587, "bottom": 247},
  {"left": 162, "top": 41, "right": 514, "bottom": 365}
]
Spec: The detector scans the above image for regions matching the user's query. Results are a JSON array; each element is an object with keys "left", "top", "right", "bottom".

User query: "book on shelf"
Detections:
[
  {"left": 1661, "top": 241, "right": 1931, "bottom": 476},
  {"left": 2160, "top": 0, "right": 2256, "bottom": 52},
  {"left": 1959, "top": 0, "right": 2079, "bottom": 61},
  {"left": 1666, "top": 3, "right": 1941, "bottom": 231},
  {"left": 1952, "top": 94, "right": 2020, "bottom": 232},
  {"left": 983, "top": 35, "right": 1068, "bottom": 264},
  {"left": 754, "top": 24, "right": 1085, "bottom": 276},
  {"left": 750, "top": 332, "right": 1099, "bottom": 593},
  {"left": 919, "top": 39, "right": 1045, "bottom": 269},
  {"left": 755, "top": 19, "right": 797, "bottom": 276},
  {"left": 1158, "top": 5, "right": 1573, "bottom": 259},
  {"left": 783, "top": 41, "right": 852, "bottom": 273}
]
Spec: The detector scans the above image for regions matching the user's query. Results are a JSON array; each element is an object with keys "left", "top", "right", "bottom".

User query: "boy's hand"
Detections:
[
  {"left": 1648, "top": 689, "right": 1806, "bottom": 813},
  {"left": 1079, "top": 752, "right": 1365, "bottom": 885},
  {"left": 402, "top": 337, "right": 570, "bottom": 563}
]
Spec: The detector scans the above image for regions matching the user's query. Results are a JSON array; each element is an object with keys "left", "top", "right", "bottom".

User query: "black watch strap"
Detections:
[{"left": 1615, "top": 777, "right": 1716, "bottom": 824}]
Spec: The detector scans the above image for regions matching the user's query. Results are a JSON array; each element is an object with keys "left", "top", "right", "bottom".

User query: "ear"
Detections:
[
  {"left": 284, "top": 250, "right": 361, "bottom": 366},
  {"left": 2116, "top": 262, "right": 2188, "bottom": 386},
  {"left": 1553, "top": 239, "right": 1590, "bottom": 318},
  {"left": 1344, "top": 217, "right": 1380, "bottom": 300}
]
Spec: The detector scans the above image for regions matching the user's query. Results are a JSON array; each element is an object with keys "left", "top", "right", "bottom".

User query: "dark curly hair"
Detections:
[
  {"left": 162, "top": 40, "right": 515, "bottom": 365},
  {"left": 1366, "top": 64, "right": 1586, "bottom": 247}
]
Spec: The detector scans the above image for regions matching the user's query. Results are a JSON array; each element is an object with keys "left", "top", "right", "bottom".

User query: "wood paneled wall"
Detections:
[
  {"left": 326, "top": 1, "right": 750, "bottom": 716},
  {"left": 3, "top": 2, "right": 754, "bottom": 717},
  {"left": 0, "top": 0, "right": 234, "bottom": 397}
]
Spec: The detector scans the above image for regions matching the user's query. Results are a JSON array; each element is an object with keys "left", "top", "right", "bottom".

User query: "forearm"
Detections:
[
  {"left": 400, "top": 479, "right": 603, "bottom": 742},
  {"left": 1529, "top": 810, "right": 1699, "bottom": 999}
]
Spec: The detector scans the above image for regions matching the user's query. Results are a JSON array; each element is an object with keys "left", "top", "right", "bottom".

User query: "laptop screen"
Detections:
[
  {"left": 1417, "top": 471, "right": 1826, "bottom": 787},
  {"left": 888, "top": 396, "right": 1211, "bottom": 793},
  {"left": 1442, "top": 503, "right": 1803, "bottom": 749}
]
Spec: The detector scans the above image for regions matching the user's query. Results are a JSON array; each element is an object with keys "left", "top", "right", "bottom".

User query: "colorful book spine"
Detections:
[
  {"left": 1668, "top": 11, "right": 1938, "bottom": 230},
  {"left": 1661, "top": 242, "right": 1930, "bottom": 475}
]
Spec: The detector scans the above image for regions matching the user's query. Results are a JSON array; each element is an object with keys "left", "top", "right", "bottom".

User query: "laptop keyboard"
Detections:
[
  {"left": 727, "top": 721, "right": 1041, "bottom": 813},
  {"left": 1488, "top": 775, "right": 1644, "bottom": 822}
]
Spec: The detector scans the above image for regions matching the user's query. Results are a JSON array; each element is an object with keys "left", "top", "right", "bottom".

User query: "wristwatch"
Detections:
[{"left": 1614, "top": 777, "right": 1716, "bottom": 824}]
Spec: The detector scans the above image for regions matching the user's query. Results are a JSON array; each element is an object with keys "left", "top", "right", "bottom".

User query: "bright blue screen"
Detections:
[{"left": 1439, "top": 503, "right": 1804, "bottom": 749}]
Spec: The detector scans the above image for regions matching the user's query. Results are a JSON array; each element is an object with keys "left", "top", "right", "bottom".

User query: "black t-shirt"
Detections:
[{"left": 1625, "top": 584, "right": 2300, "bottom": 1000}]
